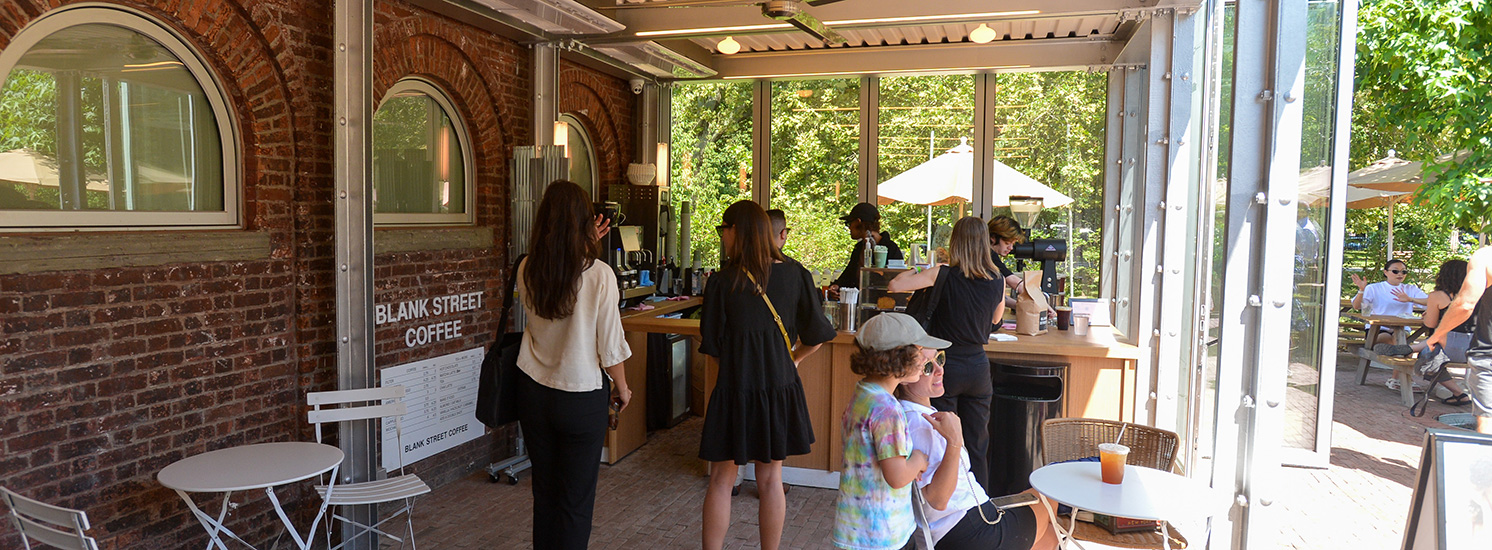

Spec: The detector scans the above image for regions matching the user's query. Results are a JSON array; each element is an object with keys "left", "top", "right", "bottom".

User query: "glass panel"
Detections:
[
  {"left": 876, "top": 75, "right": 974, "bottom": 269},
  {"left": 769, "top": 79, "right": 860, "bottom": 276},
  {"left": 1199, "top": 1, "right": 1237, "bottom": 473},
  {"left": 373, "top": 89, "right": 465, "bottom": 214},
  {"left": 670, "top": 82, "right": 753, "bottom": 267},
  {"left": 0, "top": 24, "right": 222, "bottom": 212},
  {"left": 565, "top": 118, "right": 596, "bottom": 198},
  {"left": 1283, "top": 0, "right": 1344, "bottom": 452},
  {"left": 990, "top": 72, "right": 1110, "bottom": 299}
]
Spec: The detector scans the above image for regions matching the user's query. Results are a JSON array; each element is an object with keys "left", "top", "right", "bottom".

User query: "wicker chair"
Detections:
[{"left": 1039, "top": 418, "right": 1188, "bottom": 549}]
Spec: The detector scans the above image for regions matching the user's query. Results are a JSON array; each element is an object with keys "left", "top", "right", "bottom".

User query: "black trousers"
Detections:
[
  {"left": 516, "top": 369, "right": 609, "bottom": 550},
  {"left": 931, "top": 347, "right": 992, "bottom": 496}
]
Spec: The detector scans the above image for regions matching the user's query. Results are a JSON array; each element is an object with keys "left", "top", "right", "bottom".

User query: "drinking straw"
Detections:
[{"left": 1114, "top": 422, "right": 1127, "bottom": 445}]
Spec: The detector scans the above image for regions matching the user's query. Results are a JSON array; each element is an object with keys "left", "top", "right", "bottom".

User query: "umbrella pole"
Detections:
[
  {"left": 926, "top": 205, "right": 933, "bottom": 254},
  {"left": 1386, "top": 202, "right": 1395, "bottom": 260}
]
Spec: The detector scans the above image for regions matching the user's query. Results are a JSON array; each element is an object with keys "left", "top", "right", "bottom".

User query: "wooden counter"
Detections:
[{"left": 611, "top": 302, "right": 1140, "bottom": 484}]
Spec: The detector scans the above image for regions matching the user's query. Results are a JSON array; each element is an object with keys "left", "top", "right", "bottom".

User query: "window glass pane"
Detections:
[
  {"left": 1283, "top": 0, "right": 1344, "bottom": 452},
  {"left": 671, "top": 82, "right": 753, "bottom": 268},
  {"left": 0, "top": 24, "right": 222, "bottom": 212},
  {"left": 877, "top": 75, "right": 974, "bottom": 268},
  {"left": 770, "top": 79, "right": 859, "bottom": 274},
  {"left": 373, "top": 88, "right": 465, "bottom": 215},
  {"left": 990, "top": 72, "right": 1108, "bottom": 299},
  {"left": 565, "top": 119, "right": 596, "bottom": 198}
]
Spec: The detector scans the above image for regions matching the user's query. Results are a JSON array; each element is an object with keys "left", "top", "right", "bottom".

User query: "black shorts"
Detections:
[{"left": 935, "top": 501, "right": 1038, "bottom": 550}]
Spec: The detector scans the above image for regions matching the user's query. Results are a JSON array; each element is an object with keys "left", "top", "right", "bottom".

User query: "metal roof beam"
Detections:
[
  {"left": 585, "top": 0, "right": 1196, "bottom": 41},
  {"left": 706, "top": 38, "right": 1123, "bottom": 79}
]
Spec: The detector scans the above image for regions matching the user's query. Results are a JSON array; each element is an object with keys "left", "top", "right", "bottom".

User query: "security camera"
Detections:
[{"left": 630, "top": 79, "right": 645, "bottom": 95}]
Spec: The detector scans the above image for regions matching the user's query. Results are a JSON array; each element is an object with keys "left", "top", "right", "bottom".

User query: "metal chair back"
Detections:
[{"left": 1, "top": 487, "right": 99, "bottom": 550}]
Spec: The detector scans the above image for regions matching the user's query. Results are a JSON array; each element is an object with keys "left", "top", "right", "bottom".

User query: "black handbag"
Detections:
[
  {"left": 1409, "top": 343, "right": 1453, "bottom": 417},
  {"left": 475, "top": 254, "right": 526, "bottom": 430},
  {"left": 904, "top": 265, "right": 952, "bottom": 330}
]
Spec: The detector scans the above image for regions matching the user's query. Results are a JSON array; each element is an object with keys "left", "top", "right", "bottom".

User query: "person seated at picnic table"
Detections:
[
  {"left": 1375, "top": 259, "right": 1474, "bottom": 405},
  {"left": 1350, "top": 258, "right": 1429, "bottom": 348}
]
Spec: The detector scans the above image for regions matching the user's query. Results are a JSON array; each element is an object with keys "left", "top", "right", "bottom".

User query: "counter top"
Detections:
[{"left": 619, "top": 299, "right": 1139, "bottom": 360}]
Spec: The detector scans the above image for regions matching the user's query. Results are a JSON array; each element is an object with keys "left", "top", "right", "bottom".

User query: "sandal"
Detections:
[{"left": 1444, "top": 393, "right": 1472, "bottom": 406}]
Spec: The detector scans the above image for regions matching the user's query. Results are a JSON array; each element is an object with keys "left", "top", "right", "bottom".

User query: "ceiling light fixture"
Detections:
[
  {"left": 969, "top": 24, "right": 997, "bottom": 44},
  {"left": 717, "top": 36, "right": 742, "bottom": 55}
]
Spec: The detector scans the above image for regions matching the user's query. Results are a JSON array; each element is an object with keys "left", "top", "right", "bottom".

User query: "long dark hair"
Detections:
[
  {"left": 720, "top": 200, "right": 782, "bottom": 292},
  {"left": 1434, "top": 259, "right": 1469, "bottom": 295},
  {"left": 524, "top": 180, "right": 597, "bottom": 320}
]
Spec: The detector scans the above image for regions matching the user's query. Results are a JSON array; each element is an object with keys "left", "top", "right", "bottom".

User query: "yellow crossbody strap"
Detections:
[{"left": 744, "top": 271, "right": 794, "bottom": 354}]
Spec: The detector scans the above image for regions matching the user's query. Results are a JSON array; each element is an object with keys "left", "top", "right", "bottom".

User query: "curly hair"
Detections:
[
  {"left": 850, "top": 344, "right": 921, "bottom": 379},
  {"left": 1434, "top": 259, "right": 1468, "bottom": 294}
]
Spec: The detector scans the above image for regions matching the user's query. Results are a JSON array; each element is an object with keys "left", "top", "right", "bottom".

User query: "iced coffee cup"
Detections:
[{"left": 1098, "top": 443, "right": 1129, "bottom": 484}]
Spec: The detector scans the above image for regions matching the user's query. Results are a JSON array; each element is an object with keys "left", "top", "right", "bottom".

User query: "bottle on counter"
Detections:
[
  {"left": 690, "top": 252, "right": 703, "bottom": 296},
  {"left": 656, "top": 257, "right": 674, "bottom": 296}
]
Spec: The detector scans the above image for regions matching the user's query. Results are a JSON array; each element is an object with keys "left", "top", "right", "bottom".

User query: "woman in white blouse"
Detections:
[
  {"left": 516, "top": 180, "right": 632, "bottom": 549},
  {"left": 897, "top": 360, "right": 1058, "bottom": 550}
]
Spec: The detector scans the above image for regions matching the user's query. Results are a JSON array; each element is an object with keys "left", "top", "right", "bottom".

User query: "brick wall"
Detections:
[
  {"left": 0, "top": 0, "right": 635, "bottom": 548},
  {"left": 561, "top": 60, "right": 635, "bottom": 191}
]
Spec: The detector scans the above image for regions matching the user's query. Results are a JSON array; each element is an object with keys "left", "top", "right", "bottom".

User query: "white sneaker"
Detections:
[{"left": 1384, "top": 378, "right": 1424, "bottom": 392}]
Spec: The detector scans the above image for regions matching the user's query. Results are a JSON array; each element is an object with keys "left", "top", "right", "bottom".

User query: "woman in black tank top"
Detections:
[{"left": 889, "top": 217, "right": 1006, "bottom": 492}]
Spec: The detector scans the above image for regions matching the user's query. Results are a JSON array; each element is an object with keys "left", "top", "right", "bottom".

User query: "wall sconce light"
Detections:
[
  {"left": 656, "top": 143, "right": 670, "bottom": 187},
  {"left": 553, "top": 120, "right": 569, "bottom": 158},
  {"left": 717, "top": 36, "right": 741, "bottom": 55},
  {"left": 969, "top": 24, "right": 997, "bottom": 44}
]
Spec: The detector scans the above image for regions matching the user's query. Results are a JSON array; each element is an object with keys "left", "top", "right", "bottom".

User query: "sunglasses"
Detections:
[
  {"left": 922, "top": 349, "right": 946, "bottom": 375},
  {"left": 1386, "top": 269, "right": 1406, "bottom": 275},
  {"left": 715, "top": 224, "right": 732, "bottom": 233}
]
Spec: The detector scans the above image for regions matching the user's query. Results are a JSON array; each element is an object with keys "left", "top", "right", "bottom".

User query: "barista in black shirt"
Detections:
[
  {"left": 987, "top": 215, "right": 1026, "bottom": 308},
  {"left": 828, "top": 202, "right": 902, "bottom": 300}
]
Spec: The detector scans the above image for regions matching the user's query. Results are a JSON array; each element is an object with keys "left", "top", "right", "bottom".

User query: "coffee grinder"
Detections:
[{"left": 1008, "top": 196, "right": 1067, "bottom": 296}]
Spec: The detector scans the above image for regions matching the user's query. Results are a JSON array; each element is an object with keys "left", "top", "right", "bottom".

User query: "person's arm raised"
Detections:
[{"left": 888, "top": 264, "right": 942, "bottom": 293}]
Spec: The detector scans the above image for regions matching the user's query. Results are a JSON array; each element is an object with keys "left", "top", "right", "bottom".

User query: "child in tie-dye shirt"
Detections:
[{"left": 833, "top": 313, "right": 951, "bottom": 550}]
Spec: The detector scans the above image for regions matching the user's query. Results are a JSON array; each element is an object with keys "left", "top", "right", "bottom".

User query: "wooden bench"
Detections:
[{"left": 1354, "top": 348, "right": 1469, "bottom": 406}]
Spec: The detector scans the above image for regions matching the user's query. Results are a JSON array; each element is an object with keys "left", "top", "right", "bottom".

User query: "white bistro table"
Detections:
[
  {"left": 1029, "top": 461, "right": 1214, "bottom": 550},
  {"left": 158, "top": 442, "right": 343, "bottom": 550}
]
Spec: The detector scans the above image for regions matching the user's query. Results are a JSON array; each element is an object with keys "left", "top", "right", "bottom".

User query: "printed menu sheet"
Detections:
[{"left": 380, "top": 347, "right": 484, "bottom": 471}]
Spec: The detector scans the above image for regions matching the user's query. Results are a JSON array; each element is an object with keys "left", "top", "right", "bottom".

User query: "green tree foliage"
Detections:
[
  {"left": 670, "top": 72, "right": 1107, "bottom": 296},
  {"left": 670, "top": 81, "right": 754, "bottom": 268},
  {"left": 1356, "top": 0, "right": 1492, "bottom": 232}
]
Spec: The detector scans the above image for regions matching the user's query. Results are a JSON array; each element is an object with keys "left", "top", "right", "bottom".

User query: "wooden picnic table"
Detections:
[{"left": 1345, "top": 312, "right": 1425, "bottom": 406}]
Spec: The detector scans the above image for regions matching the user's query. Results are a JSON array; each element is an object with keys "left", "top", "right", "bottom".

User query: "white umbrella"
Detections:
[{"left": 876, "top": 139, "right": 1074, "bottom": 208}]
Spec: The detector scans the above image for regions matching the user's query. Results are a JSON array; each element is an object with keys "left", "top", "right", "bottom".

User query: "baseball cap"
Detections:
[
  {"left": 839, "top": 202, "right": 881, "bottom": 223},
  {"left": 855, "top": 313, "right": 952, "bottom": 351}
]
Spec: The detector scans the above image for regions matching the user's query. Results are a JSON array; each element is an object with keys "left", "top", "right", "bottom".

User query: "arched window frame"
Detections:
[
  {"left": 559, "top": 113, "right": 599, "bottom": 199},
  {"left": 0, "top": 5, "right": 241, "bottom": 230},
  {"left": 373, "top": 77, "right": 476, "bottom": 226}
]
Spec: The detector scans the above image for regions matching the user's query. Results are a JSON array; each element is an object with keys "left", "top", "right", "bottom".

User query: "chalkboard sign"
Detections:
[{"left": 1402, "top": 427, "right": 1492, "bottom": 550}]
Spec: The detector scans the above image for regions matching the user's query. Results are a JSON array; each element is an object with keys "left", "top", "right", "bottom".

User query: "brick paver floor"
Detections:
[{"left": 400, "top": 352, "right": 1473, "bottom": 549}]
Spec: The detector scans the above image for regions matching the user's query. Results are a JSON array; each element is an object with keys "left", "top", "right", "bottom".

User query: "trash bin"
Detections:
[{"left": 987, "top": 359, "right": 1066, "bottom": 497}]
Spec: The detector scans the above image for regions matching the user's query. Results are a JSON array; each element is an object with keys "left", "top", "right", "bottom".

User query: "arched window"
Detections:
[
  {"left": 559, "top": 113, "right": 598, "bottom": 198},
  {"left": 373, "top": 78, "right": 473, "bottom": 225},
  {"left": 0, "top": 7, "right": 240, "bottom": 229}
]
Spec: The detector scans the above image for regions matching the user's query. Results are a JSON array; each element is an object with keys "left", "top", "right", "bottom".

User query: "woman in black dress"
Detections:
[
  {"left": 700, "top": 200, "right": 836, "bottom": 550},
  {"left": 888, "top": 216, "right": 1005, "bottom": 494}
]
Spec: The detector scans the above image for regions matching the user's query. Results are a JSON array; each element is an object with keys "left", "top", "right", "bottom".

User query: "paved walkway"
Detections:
[{"left": 400, "top": 353, "right": 1472, "bottom": 549}]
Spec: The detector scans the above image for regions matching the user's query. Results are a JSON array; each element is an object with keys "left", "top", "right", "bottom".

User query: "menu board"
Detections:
[
  {"left": 1402, "top": 427, "right": 1492, "bottom": 550},
  {"left": 380, "top": 347, "right": 484, "bottom": 471}
]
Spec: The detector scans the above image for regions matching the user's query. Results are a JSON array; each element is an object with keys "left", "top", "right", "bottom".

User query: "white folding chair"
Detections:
[
  {"left": 307, "top": 386, "right": 431, "bottom": 550},
  {"left": 1, "top": 487, "right": 98, "bottom": 550}
]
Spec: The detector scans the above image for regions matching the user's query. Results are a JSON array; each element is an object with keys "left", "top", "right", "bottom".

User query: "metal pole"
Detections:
[{"left": 333, "top": 0, "right": 376, "bottom": 548}]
